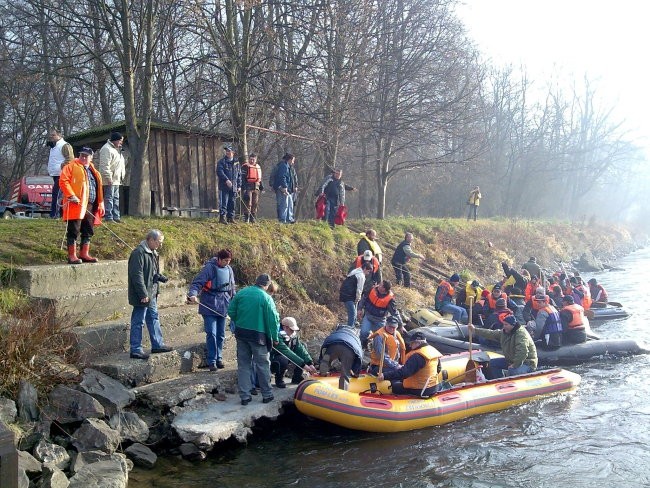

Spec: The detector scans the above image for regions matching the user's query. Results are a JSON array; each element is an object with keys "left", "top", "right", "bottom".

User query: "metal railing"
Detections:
[{"left": 0, "top": 422, "right": 18, "bottom": 488}]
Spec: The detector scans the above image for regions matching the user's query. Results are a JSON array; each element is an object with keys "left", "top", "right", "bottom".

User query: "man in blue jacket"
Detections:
[
  {"left": 274, "top": 153, "right": 296, "bottom": 223},
  {"left": 216, "top": 145, "right": 241, "bottom": 224},
  {"left": 319, "top": 324, "right": 363, "bottom": 391}
]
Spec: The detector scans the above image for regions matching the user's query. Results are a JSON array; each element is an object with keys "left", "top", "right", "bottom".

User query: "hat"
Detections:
[
  {"left": 562, "top": 295, "right": 574, "bottom": 304},
  {"left": 536, "top": 287, "right": 545, "bottom": 295},
  {"left": 409, "top": 331, "right": 426, "bottom": 342},
  {"left": 110, "top": 131, "right": 123, "bottom": 142},
  {"left": 362, "top": 250, "right": 373, "bottom": 261},
  {"left": 449, "top": 273, "right": 460, "bottom": 283},
  {"left": 386, "top": 315, "right": 399, "bottom": 327},
  {"left": 224, "top": 145, "right": 234, "bottom": 152},
  {"left": 471, "top": 280, "right": 480, "bottom": 288},
  {"left": 481, "top": 289, "right": 490, "bottom": 298},
  {"left": 281, "top": 317, "right": 299, "bottom": 331},
  {"left": 79, "top": 147, "right": 94, "bottom": 156},
  {"left": 503, "top": 315, "right": 517, "bottom": 326},
  {"left": 534, "top": 292, "right": 546, "bottom": 300},
  {"left": 495, "top": 298, "right": 506, "bottom": 308},
  {"left": 255, "top": 273, "right": 271, "bottom": 287},
  {"left": 492, "top": 283, "right": 502, "bottom": 291}
]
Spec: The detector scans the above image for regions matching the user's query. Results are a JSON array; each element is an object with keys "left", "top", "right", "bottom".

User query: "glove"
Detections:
[{"left": 68, "top": 195, "right": 80, "bottom": 204}]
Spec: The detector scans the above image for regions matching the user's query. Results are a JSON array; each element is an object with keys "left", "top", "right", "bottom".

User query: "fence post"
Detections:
[{"left": 0, "top": 421, "right": 18, "bottom": 488}]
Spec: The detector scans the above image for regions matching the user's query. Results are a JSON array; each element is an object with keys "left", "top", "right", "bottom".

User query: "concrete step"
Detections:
[
  {"left": 14, "top": 260, "right": 129, "bottom": 297},
  {"left": 39, "top": 280, "right": 190, "bottom": 325},
  {"left": 72, "top": 306, "right": 206, "bottom": 362}
]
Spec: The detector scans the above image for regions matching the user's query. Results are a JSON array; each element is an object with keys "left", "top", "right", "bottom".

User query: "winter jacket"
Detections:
[
  {"left": 98, "top": 140, "right": 126, "bottom": 185},
  {"left": 473, "top": 325, "right": 538, "bottom": 369},
  {"left": 272, "top": 331, "right": 314, "bottom": 367},
  {"left": 47, "top": 138, "right": 67, "bottom": 177},
  {"left": 320, "top": 325, "right": 363, "bottom": 375},
  {"left": 128, "top": 240, "right": 160, "bottom": 306},
  {"left": 227, "top": 285, "right": 279, "bottom": 346},
  {"left": 216, "top": 156, "right": 242, "bottom": 192},
  {"left": 59, "top": 159, "right": 104, "bottom": 222},
  {"left": 187, "top": 258, "right": 236, "bottom": 317}
]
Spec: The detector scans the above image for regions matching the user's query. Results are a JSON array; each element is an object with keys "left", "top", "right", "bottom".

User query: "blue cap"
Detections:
[
  {"left": 449, "top": 273, "right": 460, "bottom": 283},
  {"left": 503, "top": 315, "right": 517, "bottom": 326}
]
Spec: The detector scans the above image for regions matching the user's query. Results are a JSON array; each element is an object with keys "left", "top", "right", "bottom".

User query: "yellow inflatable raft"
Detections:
[
  {"left": 294, "top": 352, "right": 580, "bottom": 433},
  {"left": 410, "top": 308, "right": 457, "bottom": 328}
]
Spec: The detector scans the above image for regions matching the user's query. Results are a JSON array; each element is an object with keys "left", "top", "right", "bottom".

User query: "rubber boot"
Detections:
[
  {"left": 67, "top": 245, "right": 82, "bottom": 265},
  {"left": 79, "top": 243, "right": 98, "bottom": 263},
  {"left": 219, "top": 215, "right": 228, "bottom": 225}
]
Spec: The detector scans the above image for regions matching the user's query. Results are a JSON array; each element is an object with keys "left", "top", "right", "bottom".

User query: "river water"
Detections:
[{"left": 130, "top": 248, "right": 650, "bottom": 488}]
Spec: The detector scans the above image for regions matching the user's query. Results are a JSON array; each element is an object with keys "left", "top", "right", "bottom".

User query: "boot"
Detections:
[
  {"left": 227, "top": 216, "right": 235, "bottom": 224},
  {"left": 249, "top": 214, "right": 256, "bottom": 223},
  {"left": 67, "top": 244, "right": 82, "bottom": 265},
  {"left": 79, "top": 243, "right": 98, "bottom": 263},
  {"left": 219, "top": 215, "right": 228, "bottom": 225},
  {"left": 243, "top": 214, "right": 249, "bottom": 223},
  {"left": 275, "top": 374, "right": 286, "bottom": 388}
]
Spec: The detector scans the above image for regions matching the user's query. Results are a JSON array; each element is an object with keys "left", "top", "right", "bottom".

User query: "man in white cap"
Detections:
[
  {"left": 349, "top": 249, "right": 381, "bottom": 286},
  {"left": 270, "top": 317, "right": 316, "bottom": 387}
]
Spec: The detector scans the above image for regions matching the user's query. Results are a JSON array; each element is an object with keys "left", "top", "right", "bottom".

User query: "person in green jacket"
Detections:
[
  {"left": 227, "top": 273, "right": 280, "bottom": 405},
  {"left": 468, "top": 315, "right": 537, "bottom": 377},
  {"left": 271, "top": 317, "right": 317, "bottom": 387}
]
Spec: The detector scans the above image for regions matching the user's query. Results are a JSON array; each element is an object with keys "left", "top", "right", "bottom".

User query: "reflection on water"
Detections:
[{"left": 131, "top": 248, "right": 650, "bottom": 488}]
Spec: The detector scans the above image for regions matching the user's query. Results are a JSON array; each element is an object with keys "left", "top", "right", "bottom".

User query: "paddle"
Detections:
[
  {"left": 377, "top": 334, "right": 387, "bottom": 376},
  {"left": 465, "top": 297, "right": 477, "bottom": 383}
]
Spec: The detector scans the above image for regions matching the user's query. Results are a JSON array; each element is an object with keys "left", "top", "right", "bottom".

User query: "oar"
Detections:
[
  {"left": 607, "top": 301, "right": 623, "bottom": 308},
  {"left": 465, "top": 297, "right": 477, "bottom": 383},
  {"left": 377, "top": 334, "right": 387, "bottom": 376}
]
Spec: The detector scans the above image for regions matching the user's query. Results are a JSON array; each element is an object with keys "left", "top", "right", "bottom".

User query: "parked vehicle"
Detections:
[{"left": 1, "top": 176, "right": 53, "bottom": 218}]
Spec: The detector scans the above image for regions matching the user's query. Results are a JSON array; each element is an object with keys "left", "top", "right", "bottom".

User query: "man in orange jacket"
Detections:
[{"left": 59, "top": 147, "right": 105, "bottom": 264}]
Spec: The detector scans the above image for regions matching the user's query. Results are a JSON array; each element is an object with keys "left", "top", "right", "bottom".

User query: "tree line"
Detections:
[{"left": 0, "top": 0, "right": 644, "bottom": 221}]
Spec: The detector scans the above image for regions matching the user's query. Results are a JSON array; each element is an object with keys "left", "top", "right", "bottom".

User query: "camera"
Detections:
[{"left": 153, "top": 273, "right": 169, "bottom": 284}]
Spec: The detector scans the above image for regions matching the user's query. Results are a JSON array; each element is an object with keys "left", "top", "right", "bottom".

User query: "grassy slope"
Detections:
[{"left": 0, "top": 216, "right": 638, "bottom": 340}]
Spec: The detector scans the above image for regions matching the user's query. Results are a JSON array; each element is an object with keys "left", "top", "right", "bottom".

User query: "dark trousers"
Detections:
[
  {"left": 50, "top": 176, "right": 60, "bottom": 218},
  {"left": 271, "top": 355, "right": 303, "bottom": 383},
  {"left": 66, "top": 212, "right": 94, "bottom": 245},
  {"left": 467, "top": 204, "right": 478, "bottom": 221},
  {"left": 392, "top": 263, "right": 410, "bottom": 287},
  {"left": 319, "top": 343, "right": 356, "bottom": 391}
]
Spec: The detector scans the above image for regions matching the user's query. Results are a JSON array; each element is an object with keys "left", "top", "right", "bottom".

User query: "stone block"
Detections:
[
  {"left": 72, "top": 419, "right": 120, "bottom": 454},
  {"left": 45, "top": 386, "right": 104, "bottom": 424},
  {"left": 79, "top": 369, "right": 135, "bottom": 417},
  {"left": 124, "top": 443, "right": 157, "bottom": 469},
  {"left": 108, "top": 412, "right": 149, "bottom": 443}
]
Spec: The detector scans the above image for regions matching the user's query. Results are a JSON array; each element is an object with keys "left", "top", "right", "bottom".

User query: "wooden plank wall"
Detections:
[{"left": 148, "top": 129, "right": 223, "bottom": 216}]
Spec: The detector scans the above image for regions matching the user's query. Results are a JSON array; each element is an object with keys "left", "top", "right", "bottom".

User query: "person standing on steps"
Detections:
[
  {"left": 227, "top": 273, "right": 280, "bottom": 405},
  {"left": 127, "top": 229, "right": 173, "bottom": 360},
  {"left": 98, "top": 132, "right": 126, "bottom": 223},
  {"left": 58, "top": 147, "right": 105, "bottom": 264},
  {"left": 467, "top": 185, "right": 481, "bottom": 221},
  {"left": 391, "top": 232, "right": 424, "bottom": 288},
  {"left": 216, "top": 145, "right": 241, "bottom": 224},
  {"left": 187, "top": 249, "right": 236, "bottom": 372}
]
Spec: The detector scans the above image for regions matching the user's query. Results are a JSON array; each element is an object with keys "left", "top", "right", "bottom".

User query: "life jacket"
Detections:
[
  {"left": 590, "top": 284, "right": 608, "bottom": 303},
  {"left": 486, "top": 292, "right": 508, "bottom": 311},
  {"left": 495, "top": 309, "right": 514, "bottom": 327},
  {"left": 353, "top": 255, "right": 380, "bottom": 273},
  {"left": 524, "top": 282, "right": 538, "bottom": 302},
  {"left": 334, "top": 205, "right": 347, "bottom": 225},
  {"left": 562, "top": 303, "right": 585, "bottom": 329},
  {"left": 531, "top": 296, "right": 550, "bottom": 311},
  {"left": 577, "top": 284, "right": 592, "bottom": 310},
  {"left": 368, "top": 327, "right": 406, "bottom": 367},
  {"left": 435, "top": 280, "right": 455, "bottom": 310},
  {"left": 368, "top": 287, "right": 394, "bottom": 309},
  {"left": 464, "top": 283, "right": 483, "bottom": 307},
  {"left": 541, "top": 305, "right": 562, "bottom": 334},
  {"left": 403, "top": 345, "right": 442, "bottom": 390},
  {"left": 201, "top": 262, "right": 233, "bottom": 294},
  {"left": 359, "top": 233, "right": 382, "bottom": 262},
  {"left": 243, "top": 162, "right": 261, "bottom": 184}
]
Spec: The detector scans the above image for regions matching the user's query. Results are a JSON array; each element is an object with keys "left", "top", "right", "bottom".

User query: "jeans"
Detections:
[
  {"left": 507, "top": 364, "right": 534, "bottom": 376},
  {"left": 102, "top": 185, "right": 120, "bottom": 220},
  {"left": 344, "top": 301, "right": 357, "bottom": 327},
  {"left": 276, "top": 190, "right": 294, "bottom": 223},
  {"left": 50, "top": 176, "right": 60, "bottom": 218},
  {"left": 467, "top": 204, "right": 478, "bottom": 221},
  {"left": 360, "top": 313, "right": 386, "bottom": 347},
  {"left": 326, "top": 198, "right": 337, "bottom": 227},
  {"left": 219, "top": 188, "right": 236, "bottom": 218},
  {"left": 203, "top": 314, "right": 226, "bottom": 366},
  {"left": 440, "top": 303, "right": 468, "bottom": 323},
  {"left": 130, "top": 297, "right": 165, "bottom": 353},
  {"left": 236, "top": 337, "right": 273, "bottom": 401}
]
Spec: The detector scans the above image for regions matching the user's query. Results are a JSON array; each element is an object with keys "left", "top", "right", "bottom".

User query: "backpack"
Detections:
[{"left": 269, "top": 162, "right": 281, "bottom": 190}]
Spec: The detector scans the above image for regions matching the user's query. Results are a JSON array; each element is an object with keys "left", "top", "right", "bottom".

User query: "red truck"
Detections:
[{"left": 1, "top": 176, "right": 53, "bottom": 218}]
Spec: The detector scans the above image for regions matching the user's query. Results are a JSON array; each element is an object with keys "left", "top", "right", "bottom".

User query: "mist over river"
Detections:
[{"left": 131, "top": 248, "right": 650, "bottom": 488}]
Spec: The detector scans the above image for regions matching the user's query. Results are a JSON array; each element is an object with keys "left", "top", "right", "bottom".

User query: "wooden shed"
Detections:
[{"left": 67, "top": 120, "right": 233, "bottom": 216}]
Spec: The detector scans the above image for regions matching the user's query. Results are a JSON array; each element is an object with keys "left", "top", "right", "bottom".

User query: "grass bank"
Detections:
[{"left": 0, "top": 216, "right": 642, "bottom": 339}]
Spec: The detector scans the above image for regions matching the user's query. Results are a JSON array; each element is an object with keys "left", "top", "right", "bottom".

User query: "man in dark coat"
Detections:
[
  {"left": 216, "top": 145, "right": 241, "bottom": 224},
  {"left": 319, "top": 324, "right": 364, "bottom": 391}
]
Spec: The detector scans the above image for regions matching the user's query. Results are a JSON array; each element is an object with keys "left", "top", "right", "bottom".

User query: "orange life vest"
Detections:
[
  {"left": 438, "top": 280, "right": 455, "bottom": 297},
  {"left": 402, "top": 345, "right": 442, "bottom": 390},
  {"left": 368, "top": 328, "right": 406, "bottom": 367},
  {"left": 578, "top": 284, "right": 592, "bottom": 310},
  {"left": 486, "top": 292, "right": 508, "bottom": 311},
  {"left": 368, "top": 287, "right": 394, "bottom": 309},
  {"left": 243, "top": 163, "right": 261, "bottom": 184},
  {"left": 562, "top": 303, "right": 585, "bottom": 328},
  {"left": 525, "top": 282, "right": 538, "bottom": 302},
  {"left": 353, "top": 255, "right": 380, "bottom": 273}
]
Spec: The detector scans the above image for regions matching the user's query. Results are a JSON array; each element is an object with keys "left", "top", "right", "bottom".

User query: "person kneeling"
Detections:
[
  {"left": 368, "top": 315, "right": 405, "bottom": 375},
  {"left": 377, "top": 332, "right": 443, "bottom": 397}
]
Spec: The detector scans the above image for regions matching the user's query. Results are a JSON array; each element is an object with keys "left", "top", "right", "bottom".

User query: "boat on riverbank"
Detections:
[
  {"left": 294, "top": 351, "right": 580, "bottom": 433},
  {"left": 411, "top": 326, "right": 650, "bottom": 366}
]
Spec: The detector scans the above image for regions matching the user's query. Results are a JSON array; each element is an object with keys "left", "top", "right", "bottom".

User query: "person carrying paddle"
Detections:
[
  {"left": 377, "top": 331, "right": 443, "bottom": 396},
  {"left": 468, "top": 315, "right": 537, "bottom": 377}
]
